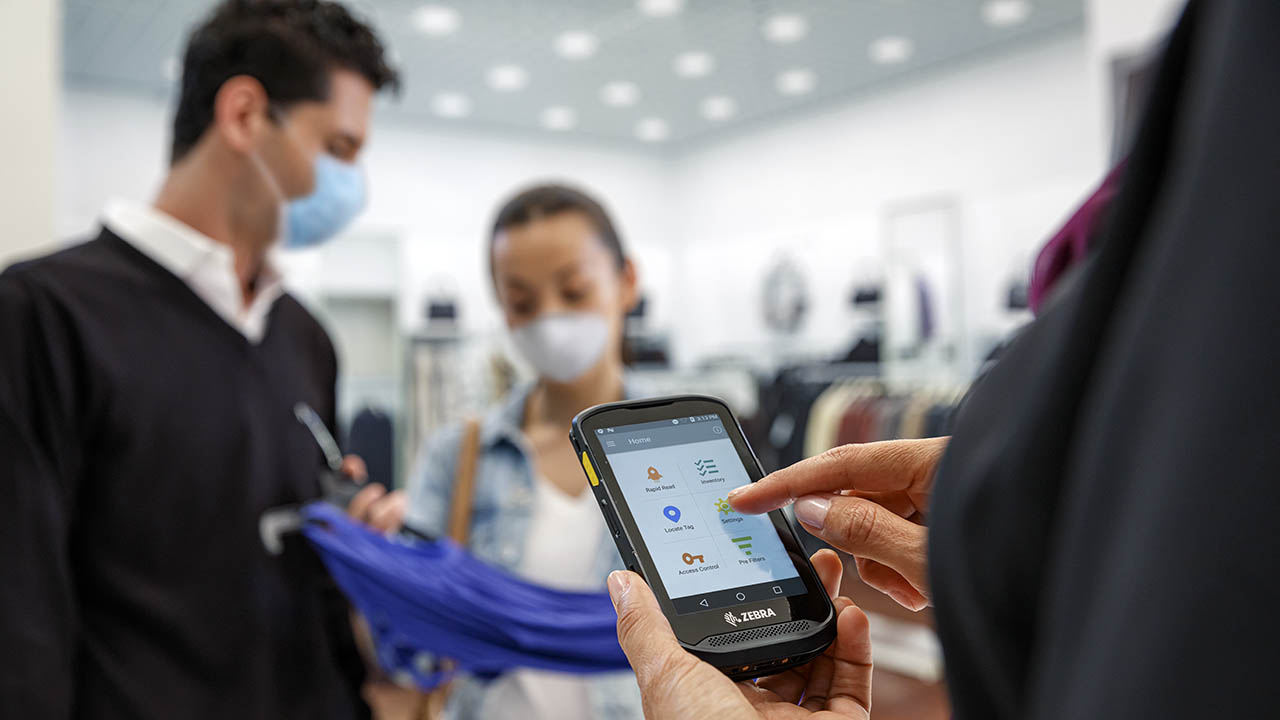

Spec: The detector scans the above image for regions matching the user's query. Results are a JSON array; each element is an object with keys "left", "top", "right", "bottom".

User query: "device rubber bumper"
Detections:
[{"left": 689, "top": 613, "right": 838, "bottom": 681}]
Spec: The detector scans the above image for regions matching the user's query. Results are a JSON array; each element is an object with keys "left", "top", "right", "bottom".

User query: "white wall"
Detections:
[
  {"left": 1085, "top": 0, "right": 1185, "bottom": 155},
  {"left": 58, "top": 29, "right": 1114, "bottom": 372},
  {"left": 1087, "top": 0, "right": 1185, "bottom": 61},
  {"left": 57, "top": 89, "right": 680, "bottom": 338},
  {"left": 666, "top": 33, "right": 1106, "bottom": 370},
  {"left": 1, "top": 0, "right": 59, "bottom": 266}
]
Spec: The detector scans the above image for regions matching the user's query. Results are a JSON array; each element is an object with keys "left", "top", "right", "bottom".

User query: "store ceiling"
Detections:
[{"left": 63, "top": 0, "right": 1084, "bottom": 149}]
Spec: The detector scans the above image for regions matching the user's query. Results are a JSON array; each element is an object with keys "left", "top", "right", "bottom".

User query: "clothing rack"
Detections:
[
  {"left": 799, "top": 376, "right": 966, "bottom": 460},
  {"left": 789, "top": 361, "right": 883, "bottom": 384},
  {"left": 745, "top": 363, "right": 967, "bottom": 474}
]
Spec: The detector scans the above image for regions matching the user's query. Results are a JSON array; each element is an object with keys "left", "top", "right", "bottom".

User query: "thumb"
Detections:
[
  {"left": 608, "top": 571, "right": 759, "bottom": 720},
  {"left": 608, "top": 571, "right": 687, "bottom": 684},
  {"left": 793, "top": 494, "right": 930, "bottom": 596}
]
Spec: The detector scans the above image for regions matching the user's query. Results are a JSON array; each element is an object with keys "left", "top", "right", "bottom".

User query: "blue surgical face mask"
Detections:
[
  {"left": 283, "top": 153, "right": 367, "bottom": 249},
  {"left": 251, "top": 122, "right": 368, "bottom": 250}
]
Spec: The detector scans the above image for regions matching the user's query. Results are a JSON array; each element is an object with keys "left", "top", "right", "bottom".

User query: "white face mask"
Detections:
[{"left": 510, "top": 312, "right": 610, "bottom": 384}]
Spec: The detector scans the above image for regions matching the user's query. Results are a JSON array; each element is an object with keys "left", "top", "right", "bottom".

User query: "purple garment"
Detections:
[{"left": 1029, "top": 162, "right": 1127, "bottom": 314}]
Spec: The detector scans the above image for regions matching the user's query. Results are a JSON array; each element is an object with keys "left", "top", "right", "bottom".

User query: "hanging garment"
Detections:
[
  {"left": 840, "top": 336, "right": 882, "bottom": 363},
  {"left": 1028, "top": 161, "right": 1127, "bottom": 315},
  {"left": 300, "top": 503, "right": 629, "bottom": 690},
  {"left": 899, "top": 393, "right": 935, "bottom": 440},
  {"left": 804, "top": 381, "right": 862, "bottom": 458},
  {"left": 347, "top": 407, "right": 394, "bottom": 490}
]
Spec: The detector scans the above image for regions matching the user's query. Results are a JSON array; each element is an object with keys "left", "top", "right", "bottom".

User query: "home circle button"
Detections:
[{"left": 735, "top": 592, "right": 746, "bottom": 601}]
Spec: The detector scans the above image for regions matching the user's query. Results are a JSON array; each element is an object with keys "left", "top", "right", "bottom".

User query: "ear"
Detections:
[
  {"left": 619, "top": 258, "right": 640, "bottom": 314},
  {"left": 212, "top": 75, "right": 273, "bottom": 155}
]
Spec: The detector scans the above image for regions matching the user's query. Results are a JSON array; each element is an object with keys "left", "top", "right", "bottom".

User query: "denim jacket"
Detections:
[{"left": 404, "top": 383, "right": 644, "bottom": 720}]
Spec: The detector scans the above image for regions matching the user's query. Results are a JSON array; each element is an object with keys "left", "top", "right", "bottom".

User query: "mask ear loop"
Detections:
[{"left": 248, "top": 103, "right": 292, "bottom": 243}]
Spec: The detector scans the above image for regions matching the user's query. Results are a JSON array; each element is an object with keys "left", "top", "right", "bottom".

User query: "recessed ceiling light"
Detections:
[
  {"left": 487, "top": 64, "right": 528, "bottom": 92},
  {"left": 982, "top": 0, "right": 1031, "bottom": 27},
  {"left": 636, "top": 117, "right": 670, "bottom": 142},
  {"left": 541, "top": 106, "right": 578, "bottom": 131},
  {"left": 162, "top": 56, "right": 180, "bottom": 82},
  {"left": 600, "top": 81, "right": 640, "bottom": 107},
  {"left": 637, "top": 0, "right": 684, "bottom": 18},
  {"left": 431, "top": 92, "right": 471, "bottom": 118},
  {"left": 554, "top": 31, "right": 598, "bottom": 60},
  {"left": 700, "top": 96, "right": 737, "bottom": 121},
  {"left": 869, "top": 35, "right": 914, "bottom": 64},
  {"left": 412, "top": 5, "right": 460, "bottom": 36},
  {"left": 674, "top": 51, "right": 715, "bottom": 78},
  {"left": 763, "top": 13, "right": 808, "bottom": 44},
  {"left": 775, "top": 68, "right": 816, "bottom": 96}
]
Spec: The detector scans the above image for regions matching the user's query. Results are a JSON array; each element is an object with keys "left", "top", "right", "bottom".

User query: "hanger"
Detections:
[{"left": 260, "top": 403, "right": 432, "bottom": 555}]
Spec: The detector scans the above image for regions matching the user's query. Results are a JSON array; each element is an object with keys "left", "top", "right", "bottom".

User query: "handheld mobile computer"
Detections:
[{"left": 570, "top": 395, "right": 836, "bottom": 680}]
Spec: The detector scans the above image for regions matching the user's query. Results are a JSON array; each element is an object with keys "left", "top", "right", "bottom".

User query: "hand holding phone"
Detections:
[
  {"left": 606, "top": 549, "right": 871, "bottom": 719},
  {"left": 571, "top": 395, "right": 837, "bottom": 680}
]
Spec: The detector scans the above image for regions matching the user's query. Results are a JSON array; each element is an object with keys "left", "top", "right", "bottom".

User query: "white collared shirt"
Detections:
[{"left": 102, "top": 199, "right": 285, "bottom": 344}]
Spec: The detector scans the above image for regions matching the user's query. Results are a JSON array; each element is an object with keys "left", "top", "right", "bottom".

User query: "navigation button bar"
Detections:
[{"left": 671, "top": 577, "right": 807, "bottom": 615}]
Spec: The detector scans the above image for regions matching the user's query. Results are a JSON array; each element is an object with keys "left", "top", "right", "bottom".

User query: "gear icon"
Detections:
[{"left": 714, "top": 497, "right": 733, "bottom": 515}]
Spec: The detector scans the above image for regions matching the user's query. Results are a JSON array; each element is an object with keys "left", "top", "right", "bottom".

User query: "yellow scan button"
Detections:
[{"left": 581, "top": 451, "right": 600, "bottom": 487}]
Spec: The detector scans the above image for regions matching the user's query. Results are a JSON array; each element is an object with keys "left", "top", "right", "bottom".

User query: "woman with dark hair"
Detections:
[{"left": 399, "top": 184, "right": 645, "bottom": 720}]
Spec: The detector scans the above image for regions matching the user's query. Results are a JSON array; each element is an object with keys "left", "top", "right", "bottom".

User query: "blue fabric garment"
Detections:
[
  {"left": 404, "top": 381, "right": 646, "bottom": 720},
  {"left": 301, "top": 502, "right": 629, "bottom": 690}
]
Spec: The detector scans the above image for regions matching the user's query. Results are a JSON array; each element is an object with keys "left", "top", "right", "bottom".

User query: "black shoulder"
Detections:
[
  {"left": 0, "top": 235, "right": 109, "bottom": 322},
  {"left": 274, "top": 293, "right": 338, "bottom": 372},
  {"left": 2, "top": 231, "right": 155, "bottom": 295}
]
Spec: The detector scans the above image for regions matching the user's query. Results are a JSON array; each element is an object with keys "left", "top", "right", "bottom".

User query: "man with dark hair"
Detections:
[{"left": 0, "top": 1, "right": 398, "bottom": 717}]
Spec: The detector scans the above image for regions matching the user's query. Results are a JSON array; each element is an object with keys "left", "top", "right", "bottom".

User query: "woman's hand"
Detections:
[
  {"left": 728, "top": 438, "right": 948, "bottom": 611},
  {"left": 610, "top": 550, "right": 872, "bottom": 720},
  {"left": 342, "top": 454, "right": 409, "bottom": 533}
]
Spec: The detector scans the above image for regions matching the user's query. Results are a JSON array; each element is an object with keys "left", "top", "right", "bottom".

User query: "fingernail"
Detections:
[
  {"left": 728, "top": 485, "right": 787, "bottom": 514},
  {"left": 607, "top": 571, "right": 631, "bottom": 607},
  {"left": 793, "top": 495, "right": 831, "bottom": 530},
  {"left": 888, "top": 590, "right": 926, "bottom": 612}
]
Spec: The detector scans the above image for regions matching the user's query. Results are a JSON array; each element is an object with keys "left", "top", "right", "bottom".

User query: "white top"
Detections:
[
  {"left": 479, "top": 476, "right": 607, "bottom": 720},
  {"left": 102, "top": 199, "right": 285, "bottom": 344}
]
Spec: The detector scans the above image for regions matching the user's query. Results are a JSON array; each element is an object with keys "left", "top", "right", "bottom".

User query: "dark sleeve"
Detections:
[
  {"left": 307, "top": 318, "right": 371, "bottom": 719},
  {"left": 931, "top": 3, "right": 1280, "bottom": 718},
  {"left": 317, "top": 328, "right": 339, "bottom": 447},
  {"left": 0, "top": 270, "right": 83, "bottom": 718},
  {"left": 1025, "top": 3, "right": 1280, "bottom": 716}
]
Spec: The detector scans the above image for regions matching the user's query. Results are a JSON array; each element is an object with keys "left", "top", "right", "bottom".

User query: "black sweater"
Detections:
[{"left": 0, "top": 230, "right": 366, "bottom": 719}]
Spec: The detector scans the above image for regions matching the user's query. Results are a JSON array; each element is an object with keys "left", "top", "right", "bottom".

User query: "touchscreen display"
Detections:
[{"left": 598, "top": 416, "right": 804, "bottom": 614}]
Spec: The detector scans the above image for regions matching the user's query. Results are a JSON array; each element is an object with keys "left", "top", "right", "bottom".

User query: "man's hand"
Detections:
[
  {"left": 342, "top": 454, "right": 408, "bottom": 533},
  {"left": 610, "top": 549, "right": 872, "bottom": 720},
  {"left": 728, "top": 438, "right": 947, "bottom": 611}
]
